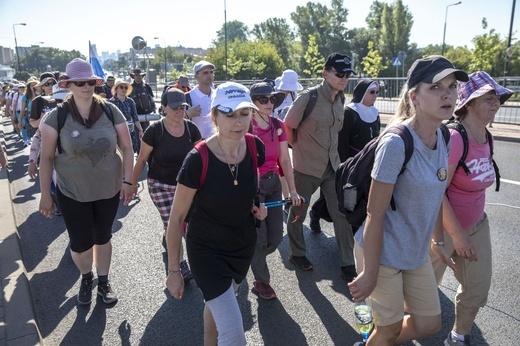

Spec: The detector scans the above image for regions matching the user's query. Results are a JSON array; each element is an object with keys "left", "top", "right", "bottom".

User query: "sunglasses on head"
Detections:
[
  {"left": 368, "top": 90, "right": 380, "bottom": 95},
  {"left": 43, "top": 82, "right": 55, "bottom": 87},
  {"left": 216, "top": 105, "right": 234, "bottom": 115},
  {"left": 70, "top": 80, "right": 97, "bottom": 87},
  {"left": 118, "top": 85, "right": 128, "bottom": 90},
  {"left": 330, "top": 69, "right": 351, "bottom": 79},
  {"left": 254, "top": 95, "right": 277, "bottom": 105}
]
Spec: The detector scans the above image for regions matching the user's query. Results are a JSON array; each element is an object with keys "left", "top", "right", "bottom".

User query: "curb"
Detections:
[{"left": 0, "top": 119, "right": 43, "bottom": 345}]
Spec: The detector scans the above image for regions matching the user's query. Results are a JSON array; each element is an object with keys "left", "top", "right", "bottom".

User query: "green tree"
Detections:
[
  {"left": 17, "top": 47, "right": 84, "bottom": 74},
  {"left": 470, "top": 28, "right": 505, "bottom": 76},
  {"left": 328, "top": 0, "right": 350, "bottom": 54},
  {"left": 216, "top": 20, "right": 249, "bottom": 43},
  {"left": 361, "top": 41, "right": 383, "bottom": 77},
  {"left": 291, "top": 2, "right": 331, "bottom": 58},
  {"left": 349, "top": 27, "right": 373, "bottom": 64},
  {"left": 251, "top": 18, "right": 295, "bottom": 68},
  {"left": 303, "top": 34, "right": 325, "bottom": 78}
]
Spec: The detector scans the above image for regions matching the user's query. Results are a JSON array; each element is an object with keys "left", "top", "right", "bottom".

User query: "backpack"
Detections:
[
  {"left": 335, "top": 124, "right": 450, "bottom": 228},
  {"left": 446, "top": 121, "right": 500, "bottom": 191},
  {"left": 56, "top": 101, "right": 114, "bottom": 154},
  {"left": 131, "top": 83, "right": 154, "bottom": 114},
  {"left": 291, "top": 87, "right": 346, "bottom": 142}
]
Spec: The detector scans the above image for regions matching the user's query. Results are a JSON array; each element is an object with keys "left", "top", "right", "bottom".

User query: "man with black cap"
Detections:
[
  {"left": 129, "top": 68, "right": 156, "bottom": 130},
  {"left": 284, "top": 53, "right": 357, "bottom": 282}
]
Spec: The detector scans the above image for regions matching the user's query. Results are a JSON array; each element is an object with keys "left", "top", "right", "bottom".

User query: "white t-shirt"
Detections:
[{"left": 187, "top": 86, "right": 215, "bottom": 138}]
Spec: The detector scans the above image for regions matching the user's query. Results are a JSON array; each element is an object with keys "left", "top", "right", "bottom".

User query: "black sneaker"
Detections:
[
  {"left": 289, "top": 255, "right": 314, "bottom": 271},
  {"left": 341, "top": 265, "right": 357, "bottom": 282},
  {"left": 162, "top": 235, "right": 167, "bottom": 251},
  {"left": 180, "top": 260, "right": 193, "bottom": 282},
  {"left": 77, "top": 276, "right": 93, "bottom": 305},
  {"left": 97, "top": 281, "right": 118, "bottom": 304},
  {"left": 309, "top": 210, "right": 321, "bottom": 233}
]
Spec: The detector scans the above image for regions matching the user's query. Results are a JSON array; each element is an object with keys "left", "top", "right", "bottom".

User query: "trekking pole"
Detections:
[{"left": 264, "top": 196, "right": 309, "bottom": 208}]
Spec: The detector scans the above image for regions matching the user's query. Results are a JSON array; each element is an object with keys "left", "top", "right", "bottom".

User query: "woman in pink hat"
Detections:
[
  {"left": 38, "top": 58, "right": 134, "bottom": 306},
  {"left": 431, "top": 71, "right": 513, "bottom": 346}
]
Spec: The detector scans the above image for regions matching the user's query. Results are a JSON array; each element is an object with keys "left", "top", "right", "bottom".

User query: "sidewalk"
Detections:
[
  {"left": 0, "top": 118, "right": 42, "bottom": 345},
  {"left": 0, "top": 113, "right": 517, "bottom": 346}
]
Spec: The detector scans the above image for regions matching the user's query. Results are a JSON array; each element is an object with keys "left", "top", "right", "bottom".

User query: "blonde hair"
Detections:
[{"left": 387, "top": 83, "right": 420, "bottom": 128}]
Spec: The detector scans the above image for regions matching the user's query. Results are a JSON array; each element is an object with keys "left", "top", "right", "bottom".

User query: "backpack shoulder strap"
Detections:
[
  {"left": 385, "top": 124, "right": 414, "bottom": 175},
  {"left": 100, "top": 101, "right": 115, "bottom": 125},
  {"left": 440, "top": 124, "right": 450, "bottom": 145},
  {"left": 57, "top": 104, "right": 67, "bottom": 154},
  {"left": 194, "top": 140, "right": 209, "bottom": 188},
  {"left": 302, "top": 87, "right": 318, "bottom": 124},
  {"left": 485, "top": 128, "right": 500, "bottom": 191},
  {"left": 447, "top": 122, "right": 471, "bottom": 175},
  {"left": 245, "top": 133, "right": 258, "bottom": 172}
]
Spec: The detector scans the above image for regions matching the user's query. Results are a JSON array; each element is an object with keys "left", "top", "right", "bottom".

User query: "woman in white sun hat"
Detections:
[{"left": 274, "top": 69, "right": 303, "bottom": 120}]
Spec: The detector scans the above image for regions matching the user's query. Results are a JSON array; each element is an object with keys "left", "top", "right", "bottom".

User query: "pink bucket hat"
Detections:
[
  {"left": 454, "top": 71, "right": 514, "bottom": 115},
  {"left": 58, "top": 58, "right": 104, "bottom": 88}
]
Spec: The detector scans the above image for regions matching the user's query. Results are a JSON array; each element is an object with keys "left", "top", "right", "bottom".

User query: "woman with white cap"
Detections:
[
  {"left": 39, "top": 58, "right": 134, "bottom": 306},
  {"left": 431, "top": 71, "right": 513, "bottom": 346},
  {"left": 348, "top": 56, "right": 469, "bottom": 345},
  {"left": 166, "top": 82, "right": 266, "bottom": 345}
]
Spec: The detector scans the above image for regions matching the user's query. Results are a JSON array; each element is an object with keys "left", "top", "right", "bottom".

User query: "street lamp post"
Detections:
[
  {"left": 12, "top": 23, "right": 27, "bottom": 73},
  {"left": 441, "top": 2, "right": 462, "bottom": 55},
  {"left": 154, "top": 37, "right": 167, "bottom": 83}
]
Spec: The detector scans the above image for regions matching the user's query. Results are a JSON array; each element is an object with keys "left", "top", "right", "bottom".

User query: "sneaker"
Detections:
[
  {"left": 341, "top": 265, "right": 357, "bottom": 282},
  {"left": 289, "top": 255, "right": 313, "bottom": 271},
  {"left": 180, "top": 260, "right": 193, "bottom": 282},
  {"left": 54, "top": 204, "right": 62, "bottom": 216},
  {"left": 77, "top": 276, "right": 93, "bottom": 305},
  {"left": 162, "top": 235, "right": 167, "bottom": 251},
  {"left": 445, "top": 333, "right": 472, "bottom": 345},
  {"left": 353, "top": 342, "right": 365, "bottom": 346},
  {"left": 251, "top": 280, "right": 277, "bottom": 300},
  {"left": 309, "top": 210, "right": 321, "bottom": 233},
  {"left": 97, "top": 281, "right": 118, "bottom": 304}
]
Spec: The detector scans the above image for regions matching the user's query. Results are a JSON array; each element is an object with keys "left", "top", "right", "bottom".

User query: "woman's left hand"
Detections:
[
  {"left": 289, "top": 191, "right": 302, "bottom": 207},
  {"left": 431, "top": 243, "right": 456, "bottom": 271},
  {"left": 252, "top": 203, "right": 267, "bottom": 220},
  {"left": 120, "top": 184, "right": 134, "bottom": 206}
]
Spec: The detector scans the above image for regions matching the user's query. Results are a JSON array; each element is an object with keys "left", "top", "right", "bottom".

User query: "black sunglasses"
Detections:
[
  {"left": 119, "top": 85, "right": 128, "bottom": 90},
  {"left": 330, "top": 69, "right": 352, "bottom": 79},
  {"left": 71, "top": 80, "right": 97, "bottom": 87},
  {"left": 254, "top": 96, "right": 277, "bottom": 105},
  {"left": 43, "top": 82, "right": 55, "bottom": 87}
]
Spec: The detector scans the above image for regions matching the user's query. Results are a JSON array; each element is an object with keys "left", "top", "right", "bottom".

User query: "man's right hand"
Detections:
[{"left": 186, "top": 105, "right": 201, "bottom": 118}]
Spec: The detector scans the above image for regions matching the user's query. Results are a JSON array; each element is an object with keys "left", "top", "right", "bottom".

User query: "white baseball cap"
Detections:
[{"left": 211, "top": 82, "right": 258, "bottom": 114}]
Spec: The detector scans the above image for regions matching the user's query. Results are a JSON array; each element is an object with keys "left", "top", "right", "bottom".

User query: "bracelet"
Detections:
[
  {"left": 431, "top": 239, "right": 445, "bottom": 246},
  {"left": 122, "top": 181, "right": 133, "bottom": 186},
  {"left": 168, "top": 269, "right": 181, "bottom": 275}
]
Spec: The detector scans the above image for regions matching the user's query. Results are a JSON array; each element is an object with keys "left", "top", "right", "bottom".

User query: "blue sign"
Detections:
[{"left": 392, "top": 57, "right": 402, "bottom": 67}]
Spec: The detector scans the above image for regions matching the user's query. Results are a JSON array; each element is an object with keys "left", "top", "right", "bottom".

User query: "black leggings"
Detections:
[{"left": 57, "top": 188, "right": 120, "bottom": 253}]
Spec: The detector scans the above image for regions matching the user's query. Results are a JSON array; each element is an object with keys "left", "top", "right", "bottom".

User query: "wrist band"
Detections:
[
  {"left": 431, "top": 239, "right": 445, "bottom": 246},
  {"left": 122, "top": 181, "right": 133, "bottom": 186}
]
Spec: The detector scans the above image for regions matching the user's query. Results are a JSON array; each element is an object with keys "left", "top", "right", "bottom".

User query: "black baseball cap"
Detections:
[
  {"left": 324, "top": 53, "right": 357, "bottom": 75},
  {"left": 407, "top": 55, "right": 468, "bottom": 89}
]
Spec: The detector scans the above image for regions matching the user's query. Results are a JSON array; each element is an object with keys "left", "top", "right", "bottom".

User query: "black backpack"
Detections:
[
  {"left": 446, "top": 121, "right": 500, "bottom": 191},
  {"left": 335, "top": 124, "right": 450, "bottom": 228},
  {"left": 56, "top": 102, "right": 114, "bottom": 154}
]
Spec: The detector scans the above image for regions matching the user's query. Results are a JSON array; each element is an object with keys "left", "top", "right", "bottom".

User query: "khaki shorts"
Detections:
[{"left": 354, "top": 241, "right": 441, "bottom": 326}]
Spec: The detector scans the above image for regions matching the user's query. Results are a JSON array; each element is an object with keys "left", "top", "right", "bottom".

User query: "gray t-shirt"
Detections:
[
  {"left": 355, "top": 121, "right": 449, "bottom": 270},
  {"left": 44, "top": 103, "right": 126, "bottom": 202}
]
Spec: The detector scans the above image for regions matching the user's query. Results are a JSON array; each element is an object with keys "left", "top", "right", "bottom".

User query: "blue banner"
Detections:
[{"left": 89, "top": 41, "right": 105, "bottom": 79}]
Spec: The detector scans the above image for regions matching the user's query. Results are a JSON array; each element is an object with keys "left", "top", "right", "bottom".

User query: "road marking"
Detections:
[{"left": 502, "top": 178, "right": 520, "bottom": 186}]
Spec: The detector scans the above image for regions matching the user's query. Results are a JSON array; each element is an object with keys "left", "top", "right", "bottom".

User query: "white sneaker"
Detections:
[{"left": 445, "top": 332, "right": 471, "bottom": 345}]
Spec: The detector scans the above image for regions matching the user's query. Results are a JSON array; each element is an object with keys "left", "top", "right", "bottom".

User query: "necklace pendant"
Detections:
[{"left": 233, "top": 179, "right": 238, "bottom": 186}]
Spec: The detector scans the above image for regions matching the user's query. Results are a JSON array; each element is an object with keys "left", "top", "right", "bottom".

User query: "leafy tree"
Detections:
[
  {"left": 470, "top": 28, "right": 505, "bottom": 76},
  {"left": 328, "top": 0, "right": 350, "bottom": 54},
  {"left": 365, "top": 0, "right": 385, "bottom": 31},
  {"left": 17, "top": 47, "right": 84, "bottom": 75},
  {"left": 251, "top": 18, "right": 295, "bottom": 68},
  {"left": 361, "top": 41, "right": 383, "bottom": 77},
  {"left": 291, "top": 2, "right": 331, "bottom": 57},
  {"left": 349, "top": 27, "right": 372, "bottom": 64},
  {"left": 303, "top": 34, "right": 325, "bottom": 78},
  {"left": 216, "top": 20, "right": 249, "bottom": 43}
]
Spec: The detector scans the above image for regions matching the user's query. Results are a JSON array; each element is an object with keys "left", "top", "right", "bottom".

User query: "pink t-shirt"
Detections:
[
  {"left": 252, "top": 116, "right": 287, "bottom": 176},
  {"left": 447, "top": 129, "right": 495, "bottom": 230}
]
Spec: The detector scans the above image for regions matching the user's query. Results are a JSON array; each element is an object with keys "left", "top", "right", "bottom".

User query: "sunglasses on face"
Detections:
[
  {"left": 255, "top": 96, "right": 277, "bottom": 105},
  {"left": 70, "top": 80, "right": 97, "bottom": 87},
  {"left": 43, "top": 82, "right": 55, "bottom": 87},
  {"left": 119, "top": 85, "right": 128, "bottom": 90},
  {"left": 368, "top": 90, "right": 380, "bottom": 95},
  {"left": 330, "top": 69, "right": 351, "bottom": 79}
]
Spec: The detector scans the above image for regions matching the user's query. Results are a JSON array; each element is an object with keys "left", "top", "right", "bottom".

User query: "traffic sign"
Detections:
[{"left": 392, "top": 57, "right": 402, "bottom": 67}]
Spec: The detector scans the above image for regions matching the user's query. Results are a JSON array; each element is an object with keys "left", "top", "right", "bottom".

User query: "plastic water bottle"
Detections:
[{"left": 354, "top": 300, "right": 373, "bottom": 342}]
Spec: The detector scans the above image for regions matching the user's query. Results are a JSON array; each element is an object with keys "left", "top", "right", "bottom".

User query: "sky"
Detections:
[{"left": 0, "top": 0, "right": 518, "bottom": 58}]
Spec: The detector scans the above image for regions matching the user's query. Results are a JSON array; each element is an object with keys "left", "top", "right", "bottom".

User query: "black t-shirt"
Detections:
[
  {"left": 142, "top": 119, "right": 202, "bottom": 185},
  {"left": 30, "top": 96, "right": 58, "bottom": 121}
]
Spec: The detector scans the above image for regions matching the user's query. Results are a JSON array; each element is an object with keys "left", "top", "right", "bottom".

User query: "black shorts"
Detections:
[{"left": 57, "top": 188, "right": 120, "bottom": 253}]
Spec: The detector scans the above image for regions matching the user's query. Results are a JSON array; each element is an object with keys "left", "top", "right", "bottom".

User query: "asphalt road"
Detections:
[{"left": 6, "top": 124, "right": 520, "bottom": 345}]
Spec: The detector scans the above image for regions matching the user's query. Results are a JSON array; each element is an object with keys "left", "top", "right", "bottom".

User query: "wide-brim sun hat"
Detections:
[
  {"left": 454, "top": 71, "right": 514, "bottom": 115},
  {"left": 129, "top": 68, "right": 146, "bottom": 77},
  {"left": 278, "top": 69, "right": 303, "bottom": 92},
  {"left": 211, "top": 82, "right": 258, "bottom": 113},
  {"left": 112, "top": 79, "right": 133, "bottom": 97},
  {"left": 407, "top": 55, "right": 468, "bottom": 89},
  {"left": 36, "top": 72, "right": 57, "bottom": 87},
  {"left": 250, "top": 82, "right": 285, "bottom": 109},
  {"left": 58, "top": 58, "right": 104, "bottom": 88}
]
